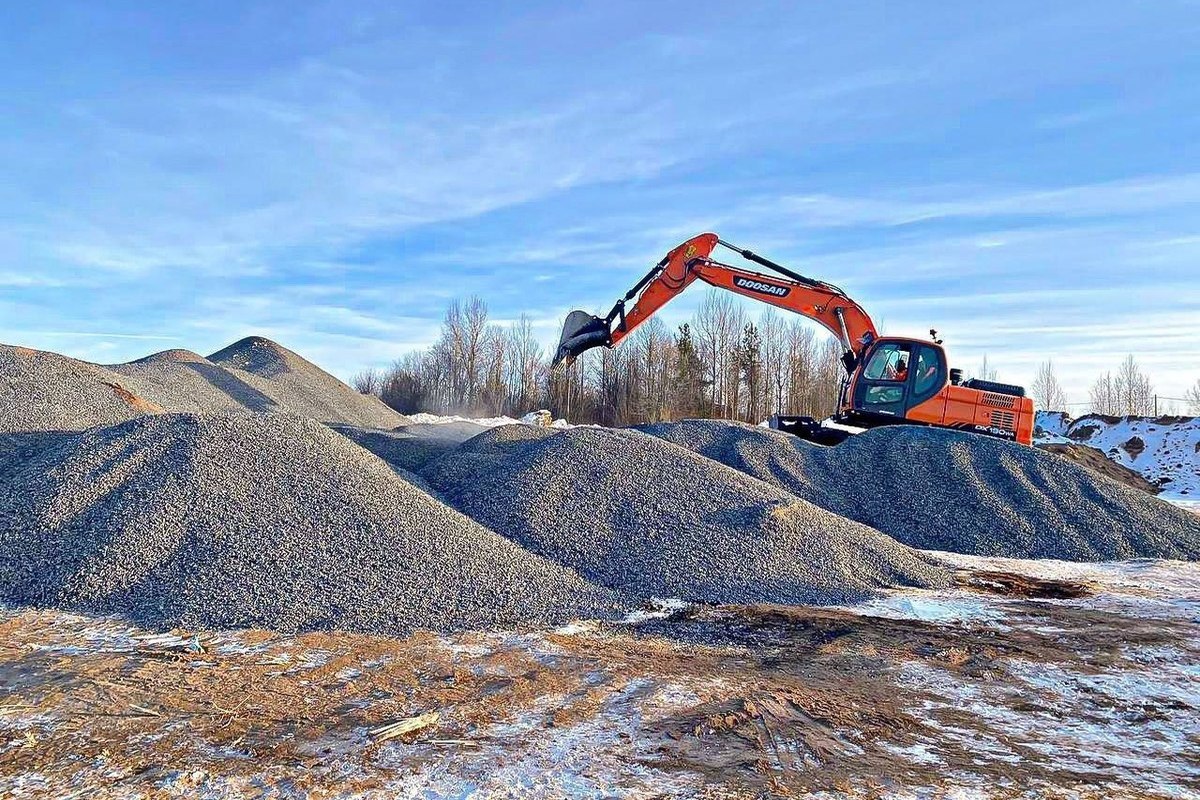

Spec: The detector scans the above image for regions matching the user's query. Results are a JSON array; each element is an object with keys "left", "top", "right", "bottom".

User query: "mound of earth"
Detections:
[
  {"left": 0, "top": 338, "right": 407, "bottom": 433},
  {"left": 123, "top": 336, "right": 405, "bottom": 428},
  {"left": 640, "top": 420, "right": 1200, "bottom": 561},
  {"left": 1038, "top": 443, "right": 1160, "bottom": 495},
  {"left": 0, "top": 345, "right": 161, "bottom": 434},
  {"left": 420, "top": 425, "right": 950, "bottom": 606},
  {"left": 0, "top": 414, "right": 625, "bottom": 634},
  {"left": 1037, "top": 412, "right": 1200, "bottom": 499}
]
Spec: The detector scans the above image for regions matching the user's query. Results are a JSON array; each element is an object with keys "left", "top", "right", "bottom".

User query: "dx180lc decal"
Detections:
[{"left": 733, "top": 277, "right": 790, "bottom": 297}]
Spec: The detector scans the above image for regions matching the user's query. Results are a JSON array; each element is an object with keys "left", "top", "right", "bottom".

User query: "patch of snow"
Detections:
[
  {"left": 1167, "top": 498, "right": 1200, "bottom": 516},
  {"left": 1034, "top": 411, "right": 1200, "bottom": 498},
  {"left": 621, "top": 598, "right": 690, "bottom": 624},
  {"left": 848, "top": 592, "right": 1007, "bottom": 626},
  {"left": 406, "top": 409, "right": 572, "bottom": 429},
  {"left": 1033, "top": 409, "right": 1072, "bottom": 440}
]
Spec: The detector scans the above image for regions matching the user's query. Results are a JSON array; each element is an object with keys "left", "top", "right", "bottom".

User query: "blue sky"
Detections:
[{"left": 3, "top": 1, "right": 1199, "bottom": 404}]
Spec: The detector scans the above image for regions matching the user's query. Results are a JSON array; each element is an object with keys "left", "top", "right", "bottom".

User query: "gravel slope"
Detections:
[
  {"left": 0, "top": 414, "right": 626, "bottom": 634},
  {"left": 421, "top": 425, "right": 950, "bottom": 605},
  {"left": 1, "top": 338, "right": 406, "bottom": 432},
  {"left": 331, "top": 421, "right": 491, "bottom": 472},
  {"left": 120, "top": 337, "right": 407, "bottom": 427},
  {"left": 0, "top": 345, "right": 161, "bottom": 433},
  {"left": 1038, "top": 443, "right": 1161, "bottom": 495},
  {"left": 640, "top": 420, "right": 1200, "bottom": 561}
]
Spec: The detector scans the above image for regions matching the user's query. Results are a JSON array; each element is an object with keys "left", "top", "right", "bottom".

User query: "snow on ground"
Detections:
[
  {"left": 1035, "top": 410, "right": 1200, "bottom": 498},
  {"left": 848, "top": 551, "right": 1200, "bottom": 628},
  {"left": 406, "top": 409, "right": 572, "bottom": 428}
]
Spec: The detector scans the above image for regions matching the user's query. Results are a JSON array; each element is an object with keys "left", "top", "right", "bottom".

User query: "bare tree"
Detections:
[
  {"left": 694, "top": 290, "right": 743, "bottom": 419},
  {"left": 1030, "top": 360, "right": 1068, "bottom": 411},
  {"left": 1114, "top": 354, "right": 1154, "bottom": 415},
  {"left": 1089, "top": 372, "right": 1118, "bottom": 415},
  {"left": 1089, "top": 356, "right": 1154, "bottom": 416},
  {"left": 1186, "top": 379, "right": 1200, "bottom": 415},
  {"left": 352, "top": 369, "right": 381, "bottom": 396},
  {"left": 505, "top": 314, "right": 544, "bottom": 412},
  {"left": 758, "top": 309, "right": 787, "bottom": 417},
  {"left": 976, "top": 354, "right": 998, "bottom": 382}
]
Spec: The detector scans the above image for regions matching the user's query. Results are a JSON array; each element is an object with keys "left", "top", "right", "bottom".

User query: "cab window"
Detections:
[{"left": 863, "top": 343, "right": 911, "bottom": 382}]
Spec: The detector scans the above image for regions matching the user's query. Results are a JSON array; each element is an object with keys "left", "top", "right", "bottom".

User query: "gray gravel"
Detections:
[
  {"left": 0, "top": 344, "right": 159, "bottom": 434},
  {"left": 420, "top": 425, "right": 951, "bottom": 605},
  {"left": 331, "top": 421, "right": 492, "bottom": 472},
  {"left": 640, "top": 420, "right": 1200, "bottom": 561},
  {"left": 1, "top": 338, "right": 406, "bottom": 434},
  {"left": 119, "top": 337, "right": 407, "bottom": 427},
  {"left": 0, "top": 413, "right": 628, "bottom": 634}
]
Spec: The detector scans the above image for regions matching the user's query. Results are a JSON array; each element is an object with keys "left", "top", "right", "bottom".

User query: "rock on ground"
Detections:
[
  {"left": 640, "top": 420, "right": 1200, "bottom": 561},
  {"left": 421, "top": 425, "right": 950, "bottom": 606},
  {"left": 0, "top": 414, "right": 626, "bottom": 634}
]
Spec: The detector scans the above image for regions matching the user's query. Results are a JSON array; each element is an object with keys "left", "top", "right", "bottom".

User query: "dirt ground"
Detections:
[{"left": 1, "top": 556, "right": 1197, "bottom": 799}]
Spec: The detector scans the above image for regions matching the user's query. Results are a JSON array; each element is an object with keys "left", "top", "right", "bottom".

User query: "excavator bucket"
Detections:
[{"left": 552, "top": 310, "right": 611, "bottom": 368}]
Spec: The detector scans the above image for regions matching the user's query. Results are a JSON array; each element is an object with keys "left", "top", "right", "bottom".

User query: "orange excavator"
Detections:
[{"left": 552, "top": 233, "right": 1034, "bottom": 445}]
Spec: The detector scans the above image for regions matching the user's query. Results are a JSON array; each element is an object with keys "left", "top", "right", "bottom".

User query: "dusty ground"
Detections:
[{"left": 1, "top": 556, "right": 1197, "bottom": 799}]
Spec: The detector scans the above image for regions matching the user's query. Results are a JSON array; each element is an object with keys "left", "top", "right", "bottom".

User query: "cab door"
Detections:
[
  {"left": 853, "top": 341, "right": 912, "bottom": 418},
  {"left": 904, "top": 343, "right": 949, "bottom": 424}
]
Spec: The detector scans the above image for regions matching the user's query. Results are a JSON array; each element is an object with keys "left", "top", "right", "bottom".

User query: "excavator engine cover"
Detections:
[{"left": 552, "top": 310, "right": 611, "bottom": 367}]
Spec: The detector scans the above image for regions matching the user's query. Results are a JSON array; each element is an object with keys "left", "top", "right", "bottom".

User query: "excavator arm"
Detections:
[{"left": 553, "top": 233, "right": 879, "bottom": 371}]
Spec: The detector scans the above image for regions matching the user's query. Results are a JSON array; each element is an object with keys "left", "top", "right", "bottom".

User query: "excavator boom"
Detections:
[{"left": 553, "top": 233, "right": 878, "bottom": 370}]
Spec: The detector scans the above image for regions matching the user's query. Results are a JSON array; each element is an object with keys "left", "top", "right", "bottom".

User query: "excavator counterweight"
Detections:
[{"left": 552, "top": 233, "right": 1035, "bottom": 445}]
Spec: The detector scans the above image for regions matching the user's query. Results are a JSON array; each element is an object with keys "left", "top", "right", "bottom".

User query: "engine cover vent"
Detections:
[
  {"left": 990, "top": 410, "right": 1016, "bottom": 430},
  {"left": 982, "top": 392, "right": 1016, "bottom": 409}
]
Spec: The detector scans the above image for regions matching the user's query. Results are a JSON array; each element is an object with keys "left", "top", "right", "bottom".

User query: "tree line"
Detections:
[
  {"left": 353, "top": 293, "right": 847, "bottom": 426},
  {"left": 1030, "top": 355, "right": 1200, "bottom": 416},
  {"left": 355, "top": 295, "right": 1200, "bottom": 422}
]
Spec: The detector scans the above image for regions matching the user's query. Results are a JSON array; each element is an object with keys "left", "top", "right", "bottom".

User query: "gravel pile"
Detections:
[
  {"left": 0, "top": 413, "right": 626, "bottom": 634},
  {"left": 421, "top": 425, "right": 950, "bottom": 605},
  {"left": 0, "top": 345, "right": 161, "bottom": 433},
  {"left": 1, "top": 338, "right": 406, "bottom": 432},
  {"left": 331, "top": 420, "right": 490, "bottom": 472},
  {"left": 118, "top": 337, "right": 407, "bottom": 428},
  {"left": 640, "top": 420, "right": 1200, "bottom": 561}
]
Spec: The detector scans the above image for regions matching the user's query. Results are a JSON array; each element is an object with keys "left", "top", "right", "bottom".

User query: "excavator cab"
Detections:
[{"left": 845, "top": 338, "right": 948, "bottom": 423}]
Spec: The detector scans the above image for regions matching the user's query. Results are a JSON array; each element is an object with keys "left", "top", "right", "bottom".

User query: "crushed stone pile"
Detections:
[
  {"left": 1037, "top": 443, "right": 1161, "bottom": 495},
  {"left": 332, "top": 421, "right": 491, "bottom": 472},
  {"left": 0, "top": 345, "right": 163, "bottom": 434},
  {"left": 421, "top": 425, "right": 950, "bottom": 606},
  {"left": 0, "top": 414, "right": 626, "bottom": 634},
  {"left": 640, "top": 420, "right": 1200, "bottom": 561},
  {"left": 119, "top": 337, "right": 407, "bottom": 428},
  {"left": 0, "top": 338, "right": 407, "bottom": 433}
]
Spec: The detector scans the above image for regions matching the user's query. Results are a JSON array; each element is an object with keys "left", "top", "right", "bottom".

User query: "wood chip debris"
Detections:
[{"left": 369, "top": 711, "right": 440, "bottom": 742}]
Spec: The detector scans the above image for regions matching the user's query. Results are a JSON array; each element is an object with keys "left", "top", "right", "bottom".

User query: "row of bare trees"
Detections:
[
  {"left": 354, "top": 294, "right": 848, "bottom": 426},
  {"left": 1030, "top": 355, "right": 1200, "bottom": 416}
]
